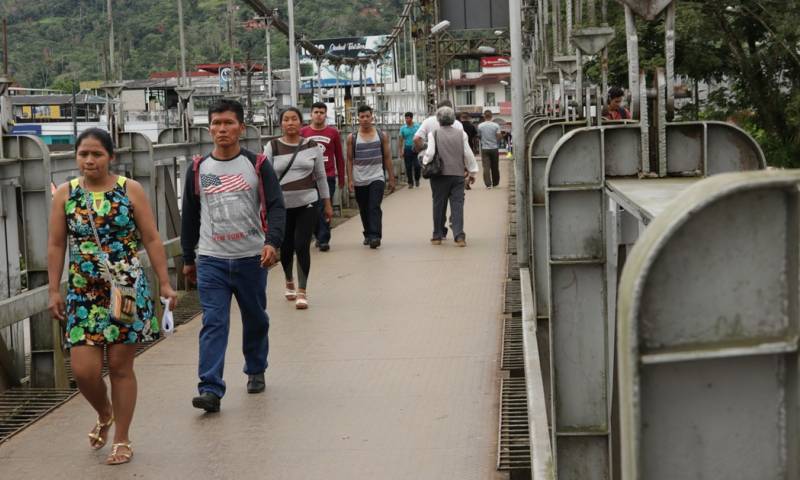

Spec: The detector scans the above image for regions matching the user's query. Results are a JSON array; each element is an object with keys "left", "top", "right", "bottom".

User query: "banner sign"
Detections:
[
  {"left": 305, "top": 36, "right": 388, "bottom": 59},
  {"left": 480, "top": 56, "right": 511, "bottom": 69}
]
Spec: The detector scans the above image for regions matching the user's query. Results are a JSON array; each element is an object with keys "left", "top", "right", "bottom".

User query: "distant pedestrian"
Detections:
[
  {"left": 398, "top": 112, "right": 421, "bottom": 188},
  {"left": 423, "top": 106, "right": 479, "bottom": 247},
  {"left": 347, "top": 104, "right": 396, "bottom": 249},
  {"left": 602, "top": 87, "right": 632, "bottom": 120},
  {"left": 477, "top": 110, "right": 501, "bottom": 188},
  {"left": 48, "top": 128, "right": 178, "bottom": 465},
  {"left": 181, "top": 99, "right": 285, "bottom": 413},
  {"left": 460, "top": 112, "right": 479, "bottom": 190},
  {"left": 300, "top": 102, "right": 344, "bottom": 252},
  {"left": 267, "top": 107, "right": 332, "bottom": 309}
]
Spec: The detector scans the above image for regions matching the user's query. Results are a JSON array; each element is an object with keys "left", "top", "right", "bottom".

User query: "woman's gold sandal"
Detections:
[
  {"left": 88, "top": 415, "right": 114, "bottom": 450},
  {"left": 106, "top": 442, "right": 133, "bottom": 465}
]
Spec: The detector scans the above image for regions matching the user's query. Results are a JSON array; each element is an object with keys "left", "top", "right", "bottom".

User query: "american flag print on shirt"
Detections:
[{"left": 201, "top": 173, "right": 251, "bottom": 194}]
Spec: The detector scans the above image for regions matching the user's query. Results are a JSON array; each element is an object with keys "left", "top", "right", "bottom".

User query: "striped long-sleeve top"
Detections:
[{"left": 264, "top": 138, "right": 330, "bottom": 209}]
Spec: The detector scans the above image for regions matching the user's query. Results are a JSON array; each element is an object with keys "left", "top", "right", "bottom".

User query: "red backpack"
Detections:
[{"left": 192, "top": 152, "right": 269, "bottom": 232}]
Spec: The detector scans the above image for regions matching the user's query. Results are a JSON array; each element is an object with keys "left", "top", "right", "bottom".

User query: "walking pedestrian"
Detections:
[
  {"left": 422, "top": 106, "right": 479, "bottom": 247},
  {"left": 267, "top": 107, "right": 332, "bottom": 309},
  {"left": 398, "top": 112, "right": 420, "bottom": 188},
  {"left": 347, "top": 104, "right": 396, "bottom": 249},
  {"left": 47, "top": 128, "right": 178, "bottom": 464},
  {"left": 300, "top": 102, "right": 344, "bottom": 252},
  {"left": 181, "top": 99, "right": 286, "bottom": 412},
  {"left": 477, "top": 110, "right": 501, "bottom": 188}
]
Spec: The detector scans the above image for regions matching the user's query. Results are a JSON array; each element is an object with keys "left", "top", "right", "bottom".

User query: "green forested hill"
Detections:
[{"left": 1, "top": 0, "right": 403, "bottom": 88}]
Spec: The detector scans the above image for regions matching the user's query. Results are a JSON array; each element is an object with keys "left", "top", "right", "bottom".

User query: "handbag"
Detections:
[
  {"left": 421, "top": 131, "right": 442, "bottom": 179},
  {"left": 83, "top": 185, "right": 138, "bottom": 325}
]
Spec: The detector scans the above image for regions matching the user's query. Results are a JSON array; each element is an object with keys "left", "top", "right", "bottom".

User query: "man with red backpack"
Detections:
[{"left": 181, "top": 99, "right": 285, "bottom": 412}]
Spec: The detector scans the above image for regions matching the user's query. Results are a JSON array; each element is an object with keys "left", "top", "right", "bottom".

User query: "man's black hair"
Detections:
[
  {"left": 607, "top": 87, "right": 625, "bottom": 103},
  {"left": 311, "top": 102, "right": 327, "bottom": 111},
  {"left": 208, "top": 98, "right": 245, "bottom": 124},
  {"left": 357, "top": 104, "right": 373, "bottom": 114},
  {"left": 404, "top": 112, "right": 413, "bottom": 118}
]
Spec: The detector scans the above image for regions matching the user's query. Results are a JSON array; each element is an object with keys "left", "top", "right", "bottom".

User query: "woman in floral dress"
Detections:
[{"left": 47, "top": 128, "right": 177, "bottom": 465}]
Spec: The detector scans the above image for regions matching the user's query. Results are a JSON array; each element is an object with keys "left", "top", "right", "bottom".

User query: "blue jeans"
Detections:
[
  {"left": 315, "top": 176, "right": 337, "bottom": 245},
  {"left": 196, "top": 255, "right": 270, "bottom": 398}
]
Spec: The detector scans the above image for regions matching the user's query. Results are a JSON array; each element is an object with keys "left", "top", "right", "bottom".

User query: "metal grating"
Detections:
[
  {"left": 504, "top": 279, "right": 521, "bottom": 316},
  {"left": 501, "top": 316, "right": 524, "bottom": 372},
  {"left": 497, "top": 377, "right": 532, "bottom": 471},
  {"left": 1, "top": 290, "right": 203, "bottom": 444},
  {"left": 0, "top": 389, "right": 78, "bottom": 442}
]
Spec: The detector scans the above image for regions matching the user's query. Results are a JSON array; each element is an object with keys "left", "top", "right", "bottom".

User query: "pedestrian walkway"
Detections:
[{"left": 0, "top": 163, "right": 511, "bottom": 480}]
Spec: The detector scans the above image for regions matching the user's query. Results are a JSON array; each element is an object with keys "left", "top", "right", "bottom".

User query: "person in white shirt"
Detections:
[{"left": 412, "top": 99, "right": 463, "bottom": 154}]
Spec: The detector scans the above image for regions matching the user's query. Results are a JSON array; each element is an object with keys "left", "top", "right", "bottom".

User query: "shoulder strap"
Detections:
[
  {"left": 191, "top": 154, "right": 205, "bottom": 196},
  {"left": 351, "top": 130, "right": 358, "bottom": 161},
  {"left": 277, "top": 139, "right": 303, "bottom": 183},
  {"left": 254, "top": 152, "right": 269, "bottom": 233}
]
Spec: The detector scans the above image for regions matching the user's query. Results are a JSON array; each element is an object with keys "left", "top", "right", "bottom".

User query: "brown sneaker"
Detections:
[{"left": 430, "top": 238, "right": 442, "bottom": 245}]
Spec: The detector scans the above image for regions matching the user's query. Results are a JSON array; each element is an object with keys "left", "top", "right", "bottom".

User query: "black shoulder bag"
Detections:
[{"left": 421, "top": 131, "right": 442, "bottom": 179}]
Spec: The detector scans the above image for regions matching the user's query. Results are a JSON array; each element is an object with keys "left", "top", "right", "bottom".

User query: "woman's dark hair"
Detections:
[
  {"left": 279, "top": 106, "right": 303, "bottom": 124},
  {"left": 75, "top": 128, "right": 115, "bottom": 157}
]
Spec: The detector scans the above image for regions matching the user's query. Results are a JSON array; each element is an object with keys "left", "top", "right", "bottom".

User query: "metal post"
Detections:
[
  {"left": 510, "top": 0, "right": 529, "bottom": 268},
  {"left": 227, "top": 0, "right": 236, "bottom": 94},
  {"left": 288, "top": 0, "right": 299, "bottom": 105},
  {"left": 265, "top": 13, "right": 274, "bottom": 133},
  {"left": 317, "top": 58, "right": 324, "bottom": 103},
  {"left": 624, "top": 5, "right": 640, "bottom": 119}
]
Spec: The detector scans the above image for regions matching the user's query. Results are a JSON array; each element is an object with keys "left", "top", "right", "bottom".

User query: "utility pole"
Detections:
[
  {"left": 287, "top": 0, "right": 298, "bottom": 105},
  {"left": 176, "top": 0, "right": 194, "bottom": 139},
  {"left": 107, "top": 0, "right": 115, "bottom": 78}
]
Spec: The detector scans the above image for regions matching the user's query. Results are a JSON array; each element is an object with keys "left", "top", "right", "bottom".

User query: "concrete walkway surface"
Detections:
[{"left": 0, "top": 163, "right": 511, "bottom": 480}]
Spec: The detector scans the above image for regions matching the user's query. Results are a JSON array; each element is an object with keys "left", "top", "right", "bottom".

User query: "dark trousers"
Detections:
[
  {"left": 431, "top": 175, "right": 466, "bottom": 240},
  {"left": 403, "top": 146, "right": 420, "bottom": 185},
  {"left": 481, "top": 149, "right": 500, "bottom": 187},
  {"left": 281, "top": 204, "right": 317, "bottom": 290},
  {"left": 196, "top": 255, "right": 269, "bottom": 398},
  {"left": 354, "top": 180, "right": 385, "bottom": 240},
  {"left": 315, "top": 176, "right": 337, "bottom": 245}
]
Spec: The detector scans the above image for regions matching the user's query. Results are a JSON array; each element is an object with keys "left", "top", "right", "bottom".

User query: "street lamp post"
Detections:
[{"left": 288, "top": 0, "right": 299, "bottom": 105}]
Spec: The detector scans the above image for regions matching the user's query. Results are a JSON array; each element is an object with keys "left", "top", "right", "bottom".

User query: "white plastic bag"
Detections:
[{"left": 161, "top": 297, "right": 174, "bottom": 335}]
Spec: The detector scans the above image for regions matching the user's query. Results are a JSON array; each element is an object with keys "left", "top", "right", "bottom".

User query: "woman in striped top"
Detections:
[{"left": 264, "top": 107, "right": 332, "bottom": 309}]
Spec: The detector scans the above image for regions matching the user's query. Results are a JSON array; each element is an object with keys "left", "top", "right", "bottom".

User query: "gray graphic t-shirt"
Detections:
[{"left": 197, "top": 153, "right": 264, "bottom": 259}]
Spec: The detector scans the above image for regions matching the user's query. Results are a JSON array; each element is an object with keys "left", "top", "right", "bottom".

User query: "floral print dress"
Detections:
[{"left": 64, "top": 176, "right": 160, "bottom": 347}]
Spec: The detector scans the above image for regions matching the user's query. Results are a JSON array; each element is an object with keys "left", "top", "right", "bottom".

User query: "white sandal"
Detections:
[
  {"left": 284, "top": 282, "right": 296, "bottom": 301},
  {"left": 295, "top": 292, "right": 308, "bottom": 310}
]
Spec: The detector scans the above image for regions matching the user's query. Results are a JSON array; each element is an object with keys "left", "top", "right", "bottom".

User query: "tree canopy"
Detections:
[{"left": 1, "top": 0, "right": 402, "bottom": 87}]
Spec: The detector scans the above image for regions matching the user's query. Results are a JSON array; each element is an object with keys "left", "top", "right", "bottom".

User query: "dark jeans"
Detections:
[
  {"left": 281, "top": 204, "right": 317, "bottom": 290},
  {"left": 315, "top": 176, "right": 337, "bottom": 245},
  {"left": 481, "top": 148, "right": 500, "bottom": 187},
  {"left": 354, "top": 180, "right": 385, "bottom": 241},
  {"left": 431, "top": 175, "right": 466, "bottom": 240},
  {"left": 196, "top": 255, "right": 269, "bottom": 398},
  {"left": 403, "top": 146, "right": 420, "bottom": 185}
]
